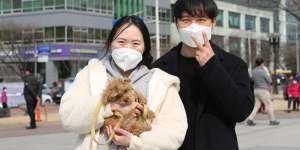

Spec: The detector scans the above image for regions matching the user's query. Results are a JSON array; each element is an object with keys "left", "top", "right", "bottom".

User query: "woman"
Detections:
[
  {"left": 59, "top": 16, "right": 187, "bottom": 150},
  {"left": 1, "top": 87, "right": 8, "bottom": 109}
]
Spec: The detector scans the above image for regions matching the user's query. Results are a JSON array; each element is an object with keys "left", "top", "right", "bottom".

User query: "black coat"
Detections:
[{"left": 151, "top": 42, "right": 254, "bottom": 150}]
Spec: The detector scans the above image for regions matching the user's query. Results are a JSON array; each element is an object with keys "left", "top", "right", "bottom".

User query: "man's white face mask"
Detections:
[
  {"left": 111, "top": 47, "right": 143, "bottom": 72},
  {"left": 178, "top": 23, "right": 212, "bottom": 48}
]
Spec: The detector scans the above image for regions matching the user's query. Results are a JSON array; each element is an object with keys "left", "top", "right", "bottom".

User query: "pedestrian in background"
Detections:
[
  {"left": 287, "top": 77, "right": 300, "bottom": 112},
  {"left": 247, "top": 58, "right": 280, "bottom": 126},
  {"left": 1, "top": 87, "right": 8, "bottom": 109},
  {"left": 23, "top": 69, "right": 42, "bottom": 129}
]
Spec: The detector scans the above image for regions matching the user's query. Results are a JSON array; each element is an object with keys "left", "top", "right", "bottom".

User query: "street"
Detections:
[{"left": 0, "top": 102, "right": 299, "bottom": 150}]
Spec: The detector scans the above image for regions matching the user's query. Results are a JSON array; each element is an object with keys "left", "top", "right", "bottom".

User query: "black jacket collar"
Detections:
[{"left": 156, "top": 41, "right": 224, "bottom": 75}]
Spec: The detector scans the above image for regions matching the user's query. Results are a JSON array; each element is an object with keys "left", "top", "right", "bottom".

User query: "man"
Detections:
[
  {"left": 23, "top": 69, "right": 42, "bottom": 129},
  {"left": 247, "top": 58, "right": 280, "bottom": 126},
  {"left": 151, "top": 0, "right": 254, "bottom": 150}
]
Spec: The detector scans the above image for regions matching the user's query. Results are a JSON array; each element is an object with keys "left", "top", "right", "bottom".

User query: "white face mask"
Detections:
[
  {"left": 111, "top": 48, "right": 143, "bottom": 72},
  {"left": 178, "top": 23, "right": 212, "bottom": 48}
]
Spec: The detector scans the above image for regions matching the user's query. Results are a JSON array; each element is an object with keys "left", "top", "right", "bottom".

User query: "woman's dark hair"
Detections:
[
  {"left": 173, "top": 0, "right": 218, "bottom": 21},
  {"left": 102, "top": 15, "right": 153, "bottom": 67},
  {"left": 255, "top": 58, "right": 264, "bottom": 66}
]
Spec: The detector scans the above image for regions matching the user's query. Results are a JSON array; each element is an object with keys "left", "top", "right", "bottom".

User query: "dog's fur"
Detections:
[{"left": 102, "top": 79, "right": 155, "bottom": 136}]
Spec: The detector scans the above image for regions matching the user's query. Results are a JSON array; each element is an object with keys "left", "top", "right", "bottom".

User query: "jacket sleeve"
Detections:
[
  {"left": 197, "top": 56, "right": 254, "bottom": 122},
  {"left": 128, "top": 87, "right": 188, "bottom": 150},
  {"left": 59, "top": 66, "right": 113, "bottom": 134}
]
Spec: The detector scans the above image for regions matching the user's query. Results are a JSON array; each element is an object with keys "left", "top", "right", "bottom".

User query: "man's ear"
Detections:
[{"left": 211, "top": 18, "right": 217, "bottom": 29}]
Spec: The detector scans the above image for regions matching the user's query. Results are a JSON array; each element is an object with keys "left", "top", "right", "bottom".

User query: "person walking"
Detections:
[{"left": 247, "top": 58, "right": 280, "bottom": 126}]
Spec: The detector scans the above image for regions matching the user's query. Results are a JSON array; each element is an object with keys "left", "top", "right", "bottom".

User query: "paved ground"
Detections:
[
  {"left": 237, "top": 118, "right": 300, "bottom": 150},
  {"left": 0, "top": 96, "right": 299, "bottom": 150}
]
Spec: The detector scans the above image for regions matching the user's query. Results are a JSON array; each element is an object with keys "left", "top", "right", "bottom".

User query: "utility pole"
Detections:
[
  {"left": 155, "top": 0, "right": 160, "bottom": 59},
  {"left": 269, "top": 33, "right": 280, "bottom": 94},
  {"left": 296, "top": 23, "right": 299, "bottom": 74}
]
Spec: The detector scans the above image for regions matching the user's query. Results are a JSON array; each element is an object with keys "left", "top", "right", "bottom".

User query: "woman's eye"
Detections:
[{"left": 134, "top": 43, "right": 140, "bottom": 45}]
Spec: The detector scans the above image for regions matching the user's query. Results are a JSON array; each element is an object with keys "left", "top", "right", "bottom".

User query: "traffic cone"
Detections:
[{"left": 36, "top": 96, "right": 41, "bottom": 122}]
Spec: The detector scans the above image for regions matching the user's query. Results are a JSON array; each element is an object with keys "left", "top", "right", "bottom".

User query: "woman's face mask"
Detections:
[
  {"left": 110, "top": 24, "right": 145, "bottom": 71},
  {"left": 111, "top": 48, "right": 143, "bottom": 72}
]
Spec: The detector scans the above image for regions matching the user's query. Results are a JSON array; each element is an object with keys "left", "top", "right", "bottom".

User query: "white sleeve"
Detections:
[
  {"left": 128, "top": 87, "right": 188, "bottom": 150},
  {"left": 59, "top": 66, "right": 113, "bottom": 134}
]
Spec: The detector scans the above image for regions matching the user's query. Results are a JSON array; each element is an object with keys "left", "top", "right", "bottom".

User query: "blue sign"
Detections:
[{"left": 37, "top": 45, "right": 51, "bottom": 55}]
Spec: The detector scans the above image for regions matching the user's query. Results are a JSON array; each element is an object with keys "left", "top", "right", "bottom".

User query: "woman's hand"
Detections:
[
  {"left": 106, "top": 125, "right": 132, "bottom": 147},
  {"left": 110, "top": 101, "right": 143, "bottom": 116}
]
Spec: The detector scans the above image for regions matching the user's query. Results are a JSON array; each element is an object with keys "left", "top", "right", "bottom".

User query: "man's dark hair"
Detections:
[
  {"left": 173, "top": 0, "right": 218, "bottom": 21},
  {"left": 255, "top": 58, "right": 264, "bottom": 66}
]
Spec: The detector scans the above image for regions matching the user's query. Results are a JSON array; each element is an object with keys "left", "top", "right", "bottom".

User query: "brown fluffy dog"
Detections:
[{"left": 102, "top": 78, "right": 155, "bottom": 136}]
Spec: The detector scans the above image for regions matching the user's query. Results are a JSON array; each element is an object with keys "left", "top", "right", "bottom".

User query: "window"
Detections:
[
  {"left": 260, "top": 17, "right": 270, "bottom": 33},
  {"left": 246, "top": 15, "right": 256, "bottom": 31},
  {"left": 13, "top": 0, "right": 22, "bottom": 10},
  {"left": 287, "top": 24, "right": 297, "bottom": 41},
  {"left": 211, "top": 35, "right": 224, "bottom": 49},
  {"left": 80, "top": 0, "right": 87, "bottom": 10},
  {"left": 45, "top": 0, "right": 54, "bottom": 6},
  {"left": 34, "top": 28, "right": 44, "bottom": 43},
  {"left": 3, "top": 0, "right": 12, "bottom": 13},
  {"left": 146, "top": 6, "right": 171, "bottom": 22},
  {"left": 229, "top": 37, "right": 241, "bottom": 57},
  {"left": 23, "top": 0, "right": 33, "bottom": 12},
  {"left": 67, "top": 26, "right": 73, "bottom": 42},
  {"left": 56, "top": 26, "right": 65, "bottom": 42},
  {"left": 88, "top": 28, "right": 95, "bottom": 43},
  {"left": 0, "top": 1, "right": 2, "bottom": 12},
  {"left": 229, "top": 12, "right": 240, "bottom": 29},
  {"left": 45, "top": 27, "right": 55, "bottom": 41},
  {"left": 87, "top": 0, "right": 94, "bottom": 9},
  {"left": 66, "top": 0, "right": 73, "bottom": 9},
  {"left": 101, "top": 0, "right": 107, "bottom": 10},
  {"left": 33, "top": 0, "right": 43, "bottom": 11},
  {"left": 95, "top": 29, "right": 101, "bottom": 43},
  {"left": 74, "top": 0, "right": 81, "bottom": 10},
  {"left": 216, "top": 10, "right": 223, "bottom": 27},
  {"left": 22, "top": 29, "right": 33, "bottom": 43},
  {"left": 101, "top": 29, "right": 109, "bottom": 40},
  {"left": 80, "top": 28, "right": 88, "bottom": 43},
  {"left": 55, "top": 0, "right": 65, "bottom": 9}
]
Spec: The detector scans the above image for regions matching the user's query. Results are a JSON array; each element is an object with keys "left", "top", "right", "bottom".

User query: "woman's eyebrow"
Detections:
[
  {"left": 132, "top": 40, "right": 142, "bottom": 42},
  {"left": 116, "top": 37, "right": 127, "bottom": 41}
]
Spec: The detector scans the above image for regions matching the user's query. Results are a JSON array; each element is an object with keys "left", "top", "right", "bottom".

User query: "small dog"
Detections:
[{"left": 103, "top": 78, "right": 155, "bottom": 136}]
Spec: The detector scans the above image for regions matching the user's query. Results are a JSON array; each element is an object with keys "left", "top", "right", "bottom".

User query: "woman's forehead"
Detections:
[{"left": 116, "top": 25, "right": 143, "bottom": 40}]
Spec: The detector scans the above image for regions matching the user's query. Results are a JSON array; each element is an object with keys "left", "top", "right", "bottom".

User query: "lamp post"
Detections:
[{"left": 269, "top": 33, "right": 280, "bottom": 94}]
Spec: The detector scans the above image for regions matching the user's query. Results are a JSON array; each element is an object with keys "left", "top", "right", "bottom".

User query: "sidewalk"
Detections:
[
  {"left": 0, "top": 104, "right": 60, "bottom": 126},
  {"left": 0, "top": 93, "right": 293, "bottom": 126}
]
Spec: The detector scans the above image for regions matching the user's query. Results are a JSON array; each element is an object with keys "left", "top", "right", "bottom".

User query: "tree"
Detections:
[{"left": 0, "top": 22, "right": 34, "bottom": 81}]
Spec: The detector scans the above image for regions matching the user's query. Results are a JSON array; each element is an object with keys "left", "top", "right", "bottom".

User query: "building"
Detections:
[{"left": 0, "top": 0, "right": 172, "bottom": 84}]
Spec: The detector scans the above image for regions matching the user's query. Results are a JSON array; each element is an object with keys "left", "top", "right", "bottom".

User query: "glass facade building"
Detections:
[
  {"left": 0, "top": 0, "right": 113, "bottom": 15},
  {"left": 0, "top": 0, "right": 172, "bottom": 82}
]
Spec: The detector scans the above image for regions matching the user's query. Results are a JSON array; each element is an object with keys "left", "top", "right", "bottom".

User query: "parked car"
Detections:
[
  {"left": 41, "top": 94, "right": 53, "bottom": 105},
  {"left": 0, "top": 82, "right": 53, "bottom": 107}
]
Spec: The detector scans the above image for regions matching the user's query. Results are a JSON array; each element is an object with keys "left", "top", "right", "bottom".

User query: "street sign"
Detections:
[
  {"left": 37, "top": 45, "right": 51, "bottom": 62},
  {"left": 37, "top": 45, "right": 51, "bottom": 55}
]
